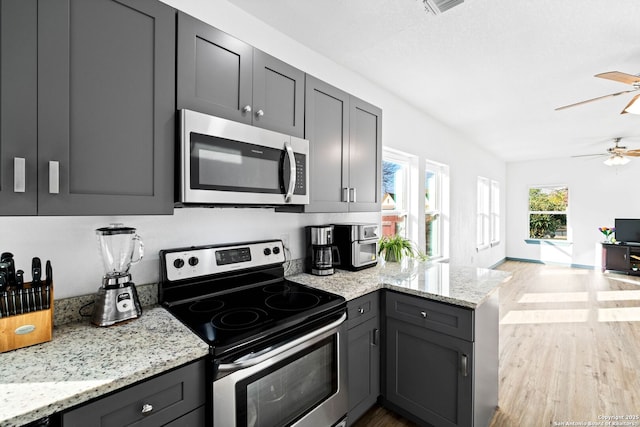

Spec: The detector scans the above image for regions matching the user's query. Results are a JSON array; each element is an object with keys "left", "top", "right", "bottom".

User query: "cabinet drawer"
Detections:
[
  {"left": 347, "top": 292, "right": 379, "bottom": 329},
  {"left": 385, "top": 291, "right": 473, "bottom": 341},
  {"left": 62, "top": 359, "right": 206, "bottom": 427}
]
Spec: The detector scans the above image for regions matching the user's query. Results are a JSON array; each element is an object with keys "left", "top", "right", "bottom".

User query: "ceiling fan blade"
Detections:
[
  {"left": 595, "top": 71, "right": 640, "bottom": 85},
  {"left": 555, "top": 89, "right": 638, "bottom": 111},
  {"left": 571, "top": 153, "right": 606, "bottom": 158},
  {"left": 622, "top": 149, "right": 640, "bottom": 157},
  {"left": 620, "top": 93, "right": 640, "bottom": 114}
]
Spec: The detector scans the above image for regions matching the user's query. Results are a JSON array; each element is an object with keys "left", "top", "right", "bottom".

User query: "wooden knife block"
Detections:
[{"left": 0, "top": 282, "right": 53, "bottom": 353}]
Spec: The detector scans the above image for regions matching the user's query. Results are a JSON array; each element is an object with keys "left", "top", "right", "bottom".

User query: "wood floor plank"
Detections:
[{"left": 353, "top": 261, "right": 640, "bottom": 427}]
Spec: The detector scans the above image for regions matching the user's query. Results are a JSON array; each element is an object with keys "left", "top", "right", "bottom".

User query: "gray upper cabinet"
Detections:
[
  {"left": 0, "top": 0, "right": 175, "bottom": 216},
  {"left": 0, "top": 0, "right": 38, "bottom": 215},
  {"left": 290, "top": 75, "right": 381, "bottom": 213},
  {"left": 177, "top": 12, "right": 305, "bottom": 137}
]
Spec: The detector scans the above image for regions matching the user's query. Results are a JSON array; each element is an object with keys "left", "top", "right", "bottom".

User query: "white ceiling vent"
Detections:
[{"left": 422, "top": 0, "right": 464, "bottom": 14}]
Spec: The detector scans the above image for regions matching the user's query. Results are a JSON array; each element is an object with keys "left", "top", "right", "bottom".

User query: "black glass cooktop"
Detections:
[{"left": 165, "top": 279, "right": 345, "bottom": 357}]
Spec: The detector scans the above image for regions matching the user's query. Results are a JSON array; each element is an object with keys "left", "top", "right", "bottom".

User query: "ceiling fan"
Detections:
[
  {"left": 556, "top": 71, "right": 640, "bottom": 114},
  {"left": 573, "top": 137, "right": 640, "bottom": 166}
]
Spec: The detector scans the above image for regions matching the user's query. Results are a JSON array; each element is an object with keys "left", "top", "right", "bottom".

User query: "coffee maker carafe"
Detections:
[
  {"left": 307, "top": 225, "right": 339, "bottom": 276},
  {"left": 91, "top": 223, "right": 144, "bottom": 326}
]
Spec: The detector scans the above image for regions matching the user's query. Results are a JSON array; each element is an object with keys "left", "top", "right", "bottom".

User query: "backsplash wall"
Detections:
[{"left": 0, "top": 208, "right": 379, "bottom": 299}]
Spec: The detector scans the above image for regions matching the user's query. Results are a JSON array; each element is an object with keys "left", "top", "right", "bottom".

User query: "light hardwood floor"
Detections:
[{"left": 353, "top": 261, "right": 640, "bottom": 427}]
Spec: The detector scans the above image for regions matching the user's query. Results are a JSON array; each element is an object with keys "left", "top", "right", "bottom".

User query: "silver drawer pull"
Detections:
[
  {"left": 141, "top": 403, "right": 153, "bottom": 415},
  {"left": 14, "top": 157, "right": 26, "bottom": 193},
  {"left": 255, "top": 109, "right": 264, "bottom": 117},
  {"left": 358, "top": 307, "right": 364, "bottom": 314},
  {"left": 420, "top": 311, "right": 428, "bottom": 318},
  {"left": 49, "top": 161, "right": 59, "bottom": 194},
  {"left": 242, "top": 105, "right": 252, "bottom": 113},
  {"left": 461, "top": 354, "right": 469, "bottom": 377}
]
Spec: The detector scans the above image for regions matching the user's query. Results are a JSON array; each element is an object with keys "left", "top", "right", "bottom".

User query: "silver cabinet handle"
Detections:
[
  {"left": 141, "top": 403, "right": 153, "bottom": 415},
  {"left": 255, "top": 109, "right": 264, "bottom": 117},
  {"left": 461, "top": 354, "right": 469, "bottom": 377},
  {"left": 358, "top": 307, "right": 364, "bottom": 314},
  {"left": 14, "top": 158, "right": 26, "bottom": 193},
  {"left": 48, "top": 161, "right": 59, "bottom": 194},
  {"left": 283, "top": 141, "right": 296, "bottom": 203},
  {"left": 350, "top": 187, "right": 357, "bottom": 203},
  {"left": 420, "top": 311, "right": 428, "bottom": 318},
  {"left": 372, "top": 328, "right": 379, "bottom": 346},
  {"left": 342, "top": 187, "right": 349, "bottom": 202},
  {"left": 242, "top": 105, "right": 252, "bottom": 113}
]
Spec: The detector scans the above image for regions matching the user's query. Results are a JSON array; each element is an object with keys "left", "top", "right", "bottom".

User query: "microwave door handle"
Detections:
[
  {"left": 218, "top": 313, "right": 347, "bottom": 373},
  {"left": 284, "top": 141, "right": 296, "bottom": 203}
]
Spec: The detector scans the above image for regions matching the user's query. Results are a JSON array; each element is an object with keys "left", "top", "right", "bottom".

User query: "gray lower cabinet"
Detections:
[
  {"left": 282, "top": 75, "right": 381, "bottom": 213},
  {"left": 384, "top": 291, "right": 499, "bottom": 427},
  {"left": 347, "top": 292, "right": 380, "bottom": 426},
  {"left": 177, "top": 12, "right": 305, "bottom": 137},
  {"left": 62, "top": 359, "right": 206, "bottom": 427},
  {"left": 0, "top": 0, "right": 175, "bottom": 216}
]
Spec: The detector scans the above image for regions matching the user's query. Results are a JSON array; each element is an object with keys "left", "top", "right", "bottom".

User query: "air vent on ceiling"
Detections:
[{"left": 422, "top": 0, "right": 464, "bottom": 14}]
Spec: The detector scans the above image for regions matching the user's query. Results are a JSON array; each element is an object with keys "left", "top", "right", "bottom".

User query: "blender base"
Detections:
[{"left": 91, "top": 283, "right": 142, "bottom": 327}]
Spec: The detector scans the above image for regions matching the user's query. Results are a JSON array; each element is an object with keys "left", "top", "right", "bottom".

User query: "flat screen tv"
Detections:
[{"left": 614, "top": 218, "right": 640, "bottom": 244}]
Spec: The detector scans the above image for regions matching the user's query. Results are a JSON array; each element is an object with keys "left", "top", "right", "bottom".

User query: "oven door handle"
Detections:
[{"left": 218, "top": 312, "right": 347, "bottom": 372}]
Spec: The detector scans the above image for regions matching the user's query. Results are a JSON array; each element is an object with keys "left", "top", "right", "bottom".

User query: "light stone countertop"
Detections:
[
  {"left": 0, "top": 306, "right": 210, "bottom": 427},
  {"left": 288, "top": 260, "right": 512, "bottom": 308}
]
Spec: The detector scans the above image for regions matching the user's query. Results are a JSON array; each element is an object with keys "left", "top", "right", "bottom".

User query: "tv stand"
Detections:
[{"left": 601, "top": 243, "right": 640, "bottom": 275}]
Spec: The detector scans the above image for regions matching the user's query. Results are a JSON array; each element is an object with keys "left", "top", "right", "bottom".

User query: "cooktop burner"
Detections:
[{"left": 159, "top": 240, "right": 346, "bottom": 358}]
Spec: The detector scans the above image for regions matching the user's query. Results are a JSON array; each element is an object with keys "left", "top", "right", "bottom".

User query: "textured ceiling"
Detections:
[{"left": 228, "top": 0, "right": 640, "bottom": 162}]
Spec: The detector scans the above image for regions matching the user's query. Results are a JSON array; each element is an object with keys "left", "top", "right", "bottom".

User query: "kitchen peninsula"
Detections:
[{"left": 0, "top": 261, "right": 508, "bottom": 426}]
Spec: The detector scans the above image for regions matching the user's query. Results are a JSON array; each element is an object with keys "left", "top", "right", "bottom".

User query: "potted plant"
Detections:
[{"left": 378, "top": 234, "right": 415, "bottom": 262}]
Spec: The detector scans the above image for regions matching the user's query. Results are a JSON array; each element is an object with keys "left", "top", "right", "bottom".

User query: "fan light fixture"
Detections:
[
  {"left": 603, "top": 154, "right": 630, "bottom": 166},
  {"left": 622, "top": 94, "right": 640, "bottom": 114}
]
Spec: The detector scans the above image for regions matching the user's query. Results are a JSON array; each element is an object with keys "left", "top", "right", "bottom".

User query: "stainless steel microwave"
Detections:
[{"left": 179, "top": 109, "right": 309, "bottom": 206}]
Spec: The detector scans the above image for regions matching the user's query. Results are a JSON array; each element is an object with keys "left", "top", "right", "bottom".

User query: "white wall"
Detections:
[
  {"left": 0, "top": 0, "right": 506, "bottom": 299},
  {"left": 506, "top": 157, "right": 640, "bottom": 267}
]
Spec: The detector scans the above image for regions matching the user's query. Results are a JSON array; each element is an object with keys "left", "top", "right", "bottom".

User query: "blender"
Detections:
[{"left": 91, "top": 223, "right": 144, "bottom": 326}]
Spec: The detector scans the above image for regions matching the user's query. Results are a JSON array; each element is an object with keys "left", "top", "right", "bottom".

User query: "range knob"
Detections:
[
  {"left": 263, "top": 248, "right": 272, "bottom": 256},
  {"left": 272, "top": 246, "right": 280, "bottom": 255},
  {"left": 173, "top": 258, "right": 185, "bottom": 269},
  {"left": 188, "top": 256, "right": 199, "bottom": 267}
]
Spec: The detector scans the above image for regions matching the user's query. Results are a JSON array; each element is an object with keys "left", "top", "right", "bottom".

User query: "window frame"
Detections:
[
  {"left": 425, "top": 160, "right": 447, "bottom": 259},
  {"left": 527, "top": 185, "right": 569, "bottom": 241},
  {"left": 490, "top": 179, "right": 500, "bottom": 247},
  {"left": 477, "top": 176, "right": 491, "bottom": 250},
  {"left": 381, "top": 148, "right": 414, "bottom": 239}
]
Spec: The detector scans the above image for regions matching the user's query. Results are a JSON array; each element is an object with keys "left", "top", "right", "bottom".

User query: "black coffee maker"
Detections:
[{"left": 307, "top": 225, "right": 339, "bottom": 276}]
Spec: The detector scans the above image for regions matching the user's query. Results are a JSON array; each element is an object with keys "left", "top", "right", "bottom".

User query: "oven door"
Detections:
[
  {"left": 180, "top": 109, "right": 309, "bottom": 205},
  {"left": 214, "top": 313, "right": 347, "bottom": 427},
  {"left": 352, "top": 240, "right": 378, "bottom": 268}
]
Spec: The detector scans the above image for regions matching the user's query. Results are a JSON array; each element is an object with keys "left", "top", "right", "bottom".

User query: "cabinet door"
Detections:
[
  {"left": 348, "top": 96, "right": 382, "bottom": 212},
  {"left": 177, "top": 11, "right": 253, "bottom": 124},
  {"left": 252, "top": 50, "right": 305, "bottom": 137},
  {"left": 603, "top": 244, "right": 630, "bottom": 272},
  {"left": 304, "top": 75, "right": 350, "bottom": 212},
  {"left": 386, "top": 318, "right": 472, "bottom": 427},
  {"left": 37, "top": 0, "right": 175, "bottom": 215},
  {"left": 347, "top": 315, "right": 380, "bottom": 426},
  {"left": 0, "top": 0, "right": 38, "bottom": 215}
]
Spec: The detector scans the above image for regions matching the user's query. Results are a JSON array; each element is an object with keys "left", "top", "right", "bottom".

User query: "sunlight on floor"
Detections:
[
  {"left": 501, "top": 309, "right": 589, "bottom": 324},
  {"left": 539, "top": 269, "right": 589, "bottom": 276},
  {"left": 598, "top": 307, "right": 640, "bottom": 322},
  {"left": 596, "top": 290, "right": 640, "bottom": 301},
  {"left": 518, "top": 292, "right": 588, "bottom": 303}
]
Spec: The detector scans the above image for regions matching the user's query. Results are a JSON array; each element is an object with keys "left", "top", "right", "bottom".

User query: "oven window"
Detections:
[
  {"left": 236, "top": 336, "right": 337, "bottom": 427},
  {"left": 357, "top": 242, "right": 378, "bottom": 265},
  {"left": 190, "top": 132, "right": 282, "bottom": 193}
]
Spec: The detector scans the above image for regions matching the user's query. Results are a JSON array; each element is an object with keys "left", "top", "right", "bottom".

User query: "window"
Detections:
[
  {"left": 478, "top": 177, "right": 501, "bottom": 249},
  {"left": 477, "top": 176, "right": 490, "bottom": 249},
  {"left": 528, "top": 186, "right": 568, "bottom": 240},
  {"left": 490, "top": 180, "right": 500, "bottom": 245},
  {"left": 425, "top": 160, "right": 448, "bottom": 258},
  {"left": 381, "top": 150, "right": 411, "bottom": 238}
]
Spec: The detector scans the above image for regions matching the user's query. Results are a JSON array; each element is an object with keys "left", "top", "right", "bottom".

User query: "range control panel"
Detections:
[{"left": 163, "top": 240, "right": 285, "bottom": 282}]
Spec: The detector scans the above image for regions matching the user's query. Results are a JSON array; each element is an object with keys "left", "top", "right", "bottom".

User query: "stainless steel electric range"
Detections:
[{"left": 159, "top": 240, "right": 348, "bottom": 427}]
